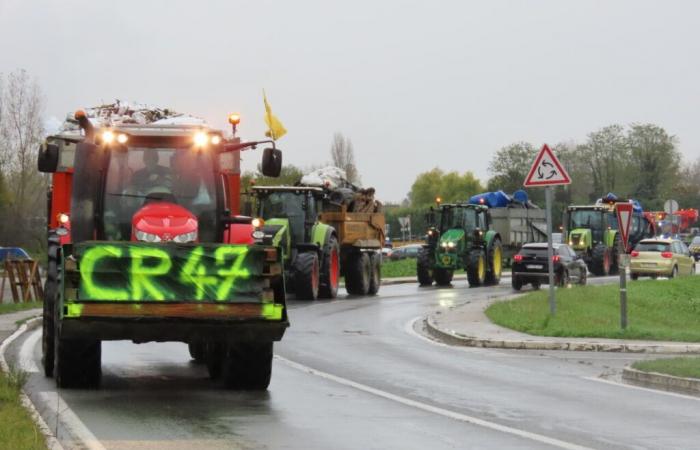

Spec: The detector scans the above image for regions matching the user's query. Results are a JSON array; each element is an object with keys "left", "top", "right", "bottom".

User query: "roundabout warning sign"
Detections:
[{"left": 524, "top": 144, "right": 571, "bottom": 187}]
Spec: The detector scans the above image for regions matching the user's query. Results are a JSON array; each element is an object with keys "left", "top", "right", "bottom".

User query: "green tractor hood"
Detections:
[
  {"left": 439, "top": 229, "right": 465, "bottom": 246},
  {"left": 567, "top": 228, "right": 591, "bottom": 251}
]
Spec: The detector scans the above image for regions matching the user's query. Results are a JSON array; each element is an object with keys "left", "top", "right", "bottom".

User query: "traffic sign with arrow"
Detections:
[{"left": 524, "top": 144, "right": 571, "bottom": 187}]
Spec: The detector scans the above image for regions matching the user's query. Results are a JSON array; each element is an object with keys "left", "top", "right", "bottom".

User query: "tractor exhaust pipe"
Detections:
[{"left": 74, "top": 110, "right": 95, "bottom": 142}]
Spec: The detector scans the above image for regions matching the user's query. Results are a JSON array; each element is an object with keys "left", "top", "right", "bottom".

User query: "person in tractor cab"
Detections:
[{"left": 131, "top": 150, "right": 172, "bottom": 194}]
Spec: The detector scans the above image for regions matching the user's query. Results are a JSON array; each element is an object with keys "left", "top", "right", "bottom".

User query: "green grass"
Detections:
[
  {"left": 485, "top": 276, "right": 700, "bottom": 341},
  {"left": 633, "top": 357, "right": 700, "bottom": 379},
  {"left": 381, "top": 258, "right": 466, "bottom": 279},
  {"left": 0, "top": 302, "right": 42, "bottom": 315},
  {"left": 0, "top": 369, "right": 47, "bottom": 449}
]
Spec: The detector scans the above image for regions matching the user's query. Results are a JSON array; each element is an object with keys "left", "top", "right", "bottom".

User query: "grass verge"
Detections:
[
  {"left": 0, "top": 302, "right": 42, "bottom": 315},
  {"left": 485, "top": 276, "right": 700, "bottom": 341},
  {"left": 632, "top": 357, "right": 700, "bottom": 379},
  {"left": 381, "top": 258, "right": 466, "bottom": 278},
  {"left": 0, "top": 369, "right": 46, "bottom": 449}
]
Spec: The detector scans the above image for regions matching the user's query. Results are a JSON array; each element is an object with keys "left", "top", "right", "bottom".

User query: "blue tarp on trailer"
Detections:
[{"left": 468, "top": 191, "right": 511, "bottom": 208}]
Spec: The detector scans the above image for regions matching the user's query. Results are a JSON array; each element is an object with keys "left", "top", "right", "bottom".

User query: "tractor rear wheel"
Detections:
[
  {"left": 221, "top": 342, "right": 273, "bottom": 390},
  {"left": 417, "top": 249, "right": 434, "bottom": 286},
  {"left": 467, "top": 250, "right": 487, "bottom": 287},
  {"left": 484, "top": 238, "right": 503, "bottom": 285},
  {"left": 188, "top": 342, "right": 206, "bottom": 362},
  {"left": 346, "top": 252, "right": 371, "bottom": 295},
  {"left": 590, "top": 243, "right": 611, "bottom": 276},
  {"left": 294, "top": 252, "right": 320, "bottom": 300},
  {"left": 319, "top": 237, "right": 340, "bottom": 299},
  {"left": 434, "top": 268, "right": 454, "bottom": 286},
  {"left": 368, "top": 253, "right": 381, "bottom": 295},
  {"left": 42, "top": 235, "right": 60, "bottom": 378},
  {"left": 609, "top": 234, "right": 622, "bottom": 275}
]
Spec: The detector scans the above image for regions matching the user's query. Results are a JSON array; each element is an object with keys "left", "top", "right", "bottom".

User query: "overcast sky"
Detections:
[{"left": 1, "top": 0, "right": 699, "bottom": 202}]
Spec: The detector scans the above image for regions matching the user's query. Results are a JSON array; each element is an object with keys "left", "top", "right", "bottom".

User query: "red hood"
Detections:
[{"left": 131, "top": 202, "right": 198, "bottom": 242}]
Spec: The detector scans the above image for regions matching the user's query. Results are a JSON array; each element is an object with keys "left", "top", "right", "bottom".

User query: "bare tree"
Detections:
[{"left": 330, "top": 132, "right": 359, "bottom": 184}]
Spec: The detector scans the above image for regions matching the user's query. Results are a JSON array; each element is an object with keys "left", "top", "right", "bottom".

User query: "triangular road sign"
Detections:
[
  {"left": 524, "top": 144, "right": 571, "bottom": 187},
  {"left": 616, "top": 203, "right": 634, "bottom": 252}
]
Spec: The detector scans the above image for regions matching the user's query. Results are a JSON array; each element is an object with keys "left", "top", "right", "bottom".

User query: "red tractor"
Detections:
[{"left": 37, "top": 110, "right": 286, "bottom": 389}]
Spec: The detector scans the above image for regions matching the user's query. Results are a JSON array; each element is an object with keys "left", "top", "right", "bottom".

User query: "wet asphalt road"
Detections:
[{"left": 9, "top": 278, "right": 700, "bottom": 449}]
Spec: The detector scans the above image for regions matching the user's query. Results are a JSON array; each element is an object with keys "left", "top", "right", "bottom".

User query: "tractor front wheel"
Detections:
[
  {"left": 590, "top": 243, "right": 611, "bottom": 276},
  {"left": 346, "top": 252, "right": 371, "bottom": 295},
  {"left": 434, "top": 268, "right": 454, "bottom": 286},
  {"left": 319, "top": 237, "right": 340, "bottom": 299},
  {"left": 484, "top": 238, "right": 503, "bottom": 285},
  {"left": 54, "top": 332, "right": 102, "bottom": 389},
  {"left": 417, "top": 249, "right": 434, "bottom": 286},
  {"left": 609, "top": 234, "right": 622, "bottom": 275},
  {"left": 294, "top": 252, "right": 320, "bottom": 300},
  {"left": 467, "top": 250, "right": 487, "bottom": 287},
  {"left": 221, "top": 342, "right": 273, "bottom": 390}
]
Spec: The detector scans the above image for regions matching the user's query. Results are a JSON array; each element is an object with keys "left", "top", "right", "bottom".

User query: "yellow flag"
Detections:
[{"left": 263, "top": 91, "right": 287, "bottom": 140}]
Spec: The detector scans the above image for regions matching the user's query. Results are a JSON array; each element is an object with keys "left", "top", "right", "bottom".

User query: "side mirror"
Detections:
[
  {"left": 261, "top": 148, "right": 282, "bottom": 177},
  {"left": 37, "top": 143, "right": 59, "bottom": 173}
]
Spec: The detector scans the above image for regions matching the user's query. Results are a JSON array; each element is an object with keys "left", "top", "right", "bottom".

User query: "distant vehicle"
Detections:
[
  {"left": 0, "top": 247, "right": 30, "bottom": 260},
  {"left": 689, "top": 236, "right": 700, "bottom": 261},
  {"left": 381, "top": 247, "right": 392, "bottom": 258},
  {"left": 630, "top": 238, "right": 695, "bottom": 280},
  {"left": 511, "top": 243, "right": 588, "bottom": 291},
  {"left": 390, "top": 244, "right": 422, "bottom": 261}
]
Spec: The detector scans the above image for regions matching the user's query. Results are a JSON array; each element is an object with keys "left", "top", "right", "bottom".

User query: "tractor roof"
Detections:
[
  {"left": 49, "top": 123, "right": 222, "bottom": 141},
  {"left": 251, "top": 186, "right": 324, "bottom": 194}
]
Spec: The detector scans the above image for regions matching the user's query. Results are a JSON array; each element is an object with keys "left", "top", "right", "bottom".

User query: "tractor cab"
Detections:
[{"left": 434, "top": 203, "right": 488, "bottom": 252}]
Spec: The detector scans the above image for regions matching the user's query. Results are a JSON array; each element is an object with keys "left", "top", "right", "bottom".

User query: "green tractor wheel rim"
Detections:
[
  {"left": 493, "top": 246, "right": 502, "bottom": 278},
  {"left": 478, "top": 254, "right": 485, "bottom": 280}
]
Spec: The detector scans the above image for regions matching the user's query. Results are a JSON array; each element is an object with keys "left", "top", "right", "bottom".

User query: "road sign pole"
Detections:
[
  {"left": 615, "top": 203, "right": 633, "bottom": 330},
  {"left": 620, "top": 258, "right": 627, "bottom": 329},
  {"left": 545, "top": 186, "right": 556, "bottom": 315}
]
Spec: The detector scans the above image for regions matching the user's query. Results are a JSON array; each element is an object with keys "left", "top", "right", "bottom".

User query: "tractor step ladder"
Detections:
[{"left": 0, "top": 257, "right": 43, "bottom": 303}]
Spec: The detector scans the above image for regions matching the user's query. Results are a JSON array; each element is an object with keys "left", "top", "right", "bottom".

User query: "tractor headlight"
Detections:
[
  {"left": 447, "top": 241, "right": 456, "bottom": 248},
  {"left": 441, "top": 242, "right": 448, "bottom": 248},
  {"left": 135, "top": 230, "right": 162, "bottom": 243},
  {"left": 252, "top": 230, "right": 265, "bottom": 240},
  {"left": 252, "top": 217, "right": 264, "bottom": 228},
  {"left": 173, "top": 231, "right": 198, "bottom": 243}
]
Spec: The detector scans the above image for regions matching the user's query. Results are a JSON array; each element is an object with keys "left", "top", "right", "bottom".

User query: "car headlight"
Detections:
[
  {"left": 135, "top": 230, "right": 162, "bottom": 242},
  {"left": 173, "top": 231, "right": 197, "bottom": 243}
]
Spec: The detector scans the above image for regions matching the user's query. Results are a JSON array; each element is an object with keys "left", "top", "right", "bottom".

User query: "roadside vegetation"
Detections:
[
  {"left": 633, "top": 357, "right": 700, "bottom": 379},
  {"left": 485, "top": 276, "right": 700, "bottom": 342},
  {"left": 0, "top": 302, "right": 42, "bottom": 315},
  {"left": 0, "top": 369, "right": 46, "bottom": 449},
  {"left": 381, "top": 258, "right": 466, "bottom": 278}
]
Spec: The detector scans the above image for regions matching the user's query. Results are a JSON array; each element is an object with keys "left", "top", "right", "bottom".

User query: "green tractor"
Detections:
[
  {"left": 249, "top": 186, "right": 340, "bottom": 300},
  {"left": 564, "top": 195, "right": 655, "bottom": 276},
  {"left": 417, "top": 202, "right": 503, "bottom": 287}
]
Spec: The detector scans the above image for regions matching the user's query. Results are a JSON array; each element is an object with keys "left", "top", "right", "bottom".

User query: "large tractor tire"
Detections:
[
  {"left": 205, "top": 342, "right": 225, "bottom": 379},
  {"left": 434, "top": 268, "right": 454, "bottom": 286},
  {"left": 54, "top": 331, "right": 102, "bottom": 389},
  {"left": 319, "top": 236, "right": 340, "bottom": 299},
  {"left": 188, "top": 342, "right": 206, "bottom": 362},
  {"left": 590, "top": 243, "right": 611, "bottom": 276},
  {"left": 221, "top": 342, "right": 273, "bottom": 390},
  {"left": 293, "top": 252, "right": 320, "bottom": 300},
  {"left": 484, "top": 237, "right": 503, "bottom": 285},
  {"left": 609, "top": 234, "right": 622, "bottom": 275},
  {"left": 42, "top": 234, "right": 60, "bottom": 377},
  {"left": 466, "top": 249, "right": 487, "bottom": 287},
  {"left": 346, "top": 252, "right": 371, "bottom": 295},
  {"left": 368, "top": 253, "right": 381, "bottom": 295},
  {"left": 417, "top": 248, "right": 434, "bottom": 286}
]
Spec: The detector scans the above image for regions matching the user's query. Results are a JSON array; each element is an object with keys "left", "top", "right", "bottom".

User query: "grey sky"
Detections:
[{"left": 1, "top": 0, "right": 698, "bottom": 202}]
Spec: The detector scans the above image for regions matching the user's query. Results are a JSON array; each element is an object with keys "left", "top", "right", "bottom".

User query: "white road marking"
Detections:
[
  {"left": 583, "top": 376, "right": 700, "bottom": 402},
  {"left": 37, "top": 391, "right": 107, "bottom": 450},
  {"left": 19, "top": 327, "right": 41, "bottom": 373},
  {"left": 277, "top": 355, "right": 593, "bottom": 450}
]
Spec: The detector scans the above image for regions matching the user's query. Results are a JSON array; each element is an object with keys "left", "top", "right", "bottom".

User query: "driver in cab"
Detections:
[{"left": 131, "top": 151, "right": 172, "bottom": 194}]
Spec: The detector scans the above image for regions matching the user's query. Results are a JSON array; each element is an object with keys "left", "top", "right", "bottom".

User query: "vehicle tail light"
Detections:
[
  {"left": 631, "top": 251, "right": 639, "bottom": 257},
  {"left": 661, "top": 252, "right": 673, "bottom": 259},
  {"left": 552, "top": 255, "right": 560, "bottom": 263},
  {"left": 514, "top": 254, "right": 523, "bottom": 262}
]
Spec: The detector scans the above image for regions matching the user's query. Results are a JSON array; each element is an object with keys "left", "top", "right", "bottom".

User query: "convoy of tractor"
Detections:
[{"left": 32, "top": 103, "right": 699, "bottom": 391}]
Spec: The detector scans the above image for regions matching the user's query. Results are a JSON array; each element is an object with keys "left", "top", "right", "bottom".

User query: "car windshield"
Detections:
[
  {"left": 103, "top": 146, "right": 218, "bottom": 241},
  {"left": 635, "top": 242, "right": 670, "bottom": 252},
  {"left": 440, "top": 207, "right": 477, "bottom": 232},
  {"left": 569, "top": 210, "right": 602, "bottom": 229}
]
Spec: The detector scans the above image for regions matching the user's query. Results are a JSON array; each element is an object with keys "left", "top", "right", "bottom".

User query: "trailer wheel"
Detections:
[
  {"left": 466, "top": 250, "right": 486, "bottom": 287},
  {"left": 346, "top": 252, "right": 370, "bottom": 295},
  {"left": 417, "top": 249, "right": 434, "bottom": 286},
  {"left": 222, "top": 342, "right": 273, "bottom": 390},
  {"left": 54, "top": 329, "right": 101, "bottom": 389},
  {"left": 590, "top": 243, "right": 611, "bottom": 276},
  {"left": 484, "top": 238, "right": 503, "bottom": 285},
  {"left": 319, "top": 236, "right": 340, "bottom": 299},
  {"left": 42, "top": 235, "right": 60, "bottom": 377},
  {"left": 294, "top": 252, "right": 320, "bottom": 300},
  {"left": 368, "top": 253, "right": 381, "bottom": 295},
  {"left": 434, "top": 268, "right": 453, "bottom": 286}
]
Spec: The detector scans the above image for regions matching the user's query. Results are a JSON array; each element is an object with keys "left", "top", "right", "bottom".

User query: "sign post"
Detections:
[
  {"left": 616, "top": 202, "right": 633, "bottom": 330},
  {"left": 524, "top": 144, "right": 571, "bottom": 316}
]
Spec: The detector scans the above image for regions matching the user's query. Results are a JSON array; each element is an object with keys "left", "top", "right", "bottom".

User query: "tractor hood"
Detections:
[
  {"left": 439, "top": 229, "right": 465, "bottom": 246},
  {"left": 567, "top": 228, "right": 591, "bottom": 251},
  {"left": 131, "top": 202, "right": 198, "bottom": 243}
]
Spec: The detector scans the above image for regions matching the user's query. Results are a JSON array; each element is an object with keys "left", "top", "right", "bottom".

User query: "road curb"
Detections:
[
  {"left": 424, "top": 314, "right": 700, "bottom": 354},
  {"left": 0, "top": 314, "right": 65, "bottom": 450},
  {"left": 622, "top": 366, "right": 700, "bottom": 396},
  {"left": 376, "top": 273, "right": 512, "bottom": 287}
]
